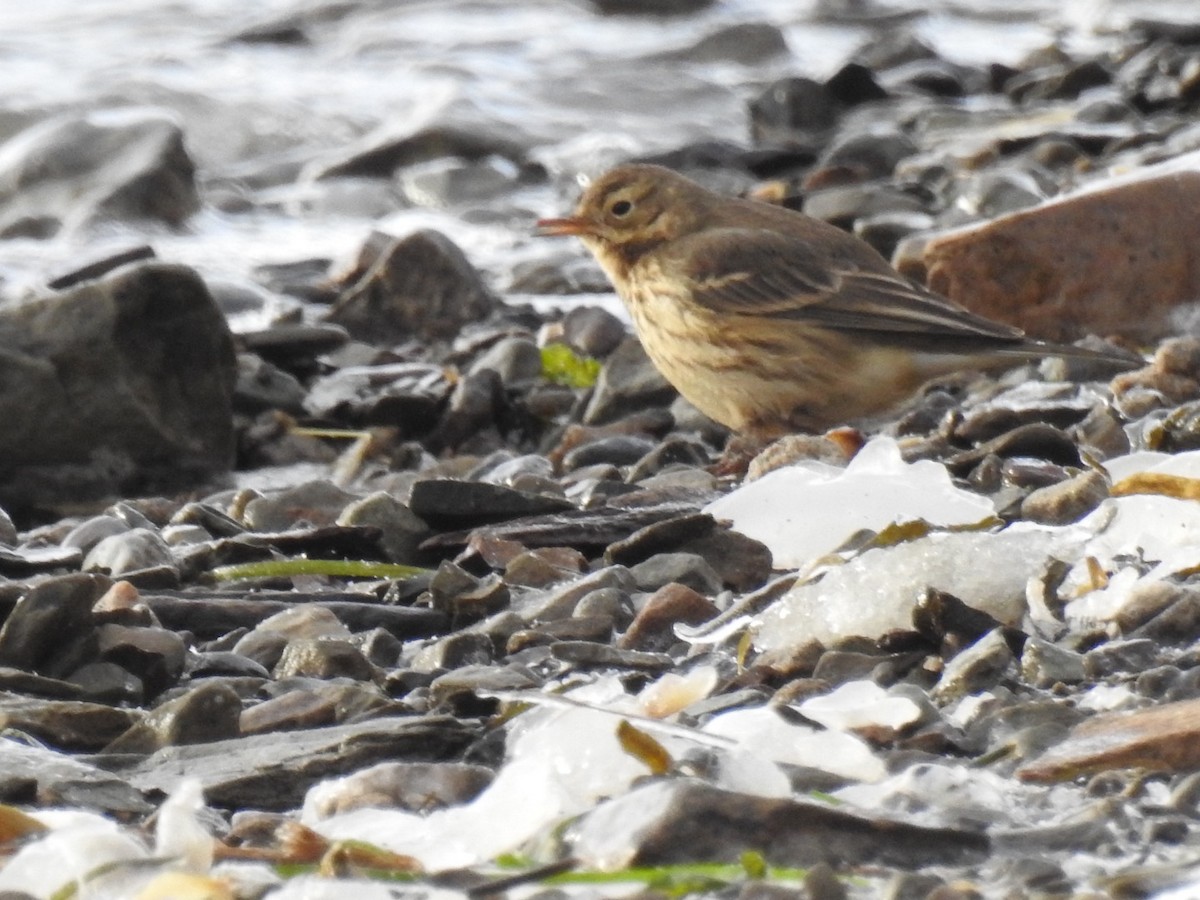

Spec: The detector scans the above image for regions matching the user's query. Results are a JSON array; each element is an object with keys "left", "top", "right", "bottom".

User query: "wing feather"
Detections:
[{"left": 672, "top": 228, "right": 1026, "bottom": 345}]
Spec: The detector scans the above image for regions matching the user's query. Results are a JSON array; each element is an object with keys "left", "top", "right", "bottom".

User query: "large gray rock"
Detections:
[
  {"left": 0, "top": 262, "right": 237, "bottom": 509},
  {"left": 0, "top": 109, "right": 199, "bottom": 238}
]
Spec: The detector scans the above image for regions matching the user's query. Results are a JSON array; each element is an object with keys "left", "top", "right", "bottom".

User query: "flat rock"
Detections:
[
  {"left": 1019, "top": 697, "right": 1200, "bottom": 782},
  {"left": 0, "top": 694, "right": 141, "bottom": 752},
  {"left": 111, "top": 714, "right": 476, "bottom": 810},
  {"left": 0, "top": 740, "right": 152, "bottom": 817},
  {"left": 408, "top": 479, "right": 573, "bottom": 530},
  {"left": 140, "top": 592, "right": 447, "bottom": 642},
  {"left": 569, "top": 779, "right": 988, "bottom": 869},
  {"left": 914, "top": 152, "right": 1200, "bottom": 342}
]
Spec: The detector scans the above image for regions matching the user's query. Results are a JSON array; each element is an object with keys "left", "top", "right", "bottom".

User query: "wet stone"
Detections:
[
  {"left": 302, "top": 361, "right": 450, "bottom": 430},
  {"left": 233, "top": 353, "right": 307, "bottom": 414},
  {"left": 81, "top": 527, "right": 175, "bottom": 578},
  {"left": 0, "top": 111, "right": 198, "bottom": 236},
  {"left": 409, "top": 479, "right": 573, "bottom": 529},
  {"left": 0, "top": 574, "right": 107, "bottom": 674},
  {"left": 62, "top": 516, "right": 131, "bottom": 554},
  {"left": 0, "top": 263, "right": 236, "bottom": 510},
  {"left": 583, "top": 337, "right": 677, "bottom": 425},
  {"left": 550, "top": 642, "right": 674, "bottom": 671},
  {"left": 242, "top": 481, "right": 359, "bottom": 531},
  {"left": 1020, "top": 469, "right": 1109, "bottom": 524},
  {"left": 573, "top": 586, "right": 634, "bottom": 626},
  {"left": 619, "top": 583, "right": 720, "bottom": 652},
  {"left": 507, "top": 615, "right": 615, "bottom": 653},
  {"left": 305, "top": 760, "right": 495, "bottom": 816},
  {"left": 629, "top": 552, "right": 722, "bottom": 595},
  {"left": 562, "top": 305, "right": 627, "bottom": 358},
  {"left": 932, "top": 629, "right": 1016, "bottom": 702},
  {"left": 428, "top": 664, "right": 538, "bottom": 712},
  {"left": 336, "top": 492, "right": 430, "bottom": 565},
  {"left": 1019, "top": 697, "right": 1200, "bottom": 783},
  {"left": 326, "top": 229, "right": 498, "bottom": 344},
  {"left": 562, "top": 434, "right": 660, "bottom": 470},
  {"left": 467, "top": 335, "right": 543, "bottom": 389},
  {"left": 569, "top": 779, "right": 988, "bottom": 869},
  {"left": 0, "top": 695, "right": 141, "bottom": 752},
  {"left": 185, "top": 650, "right": 271, "bottom": 680},
  {"left": 273, "top": 638, "right": 377, "bottom": 682},
  {"left": 749, "top": 76, "right": 842, "bottom": 146},
  {"left": 1021, "top": 637, "right": 1086, "bottom": 688},
  {"left": 1083, "top": 638, "right": 1159, "bottom": 678},
  {"left": 102, "top": 681, "right": 243, "bottom": 754},
  {"left": 1131, "top": 590, "right": 1200, "bottom": 644},
  {"left": 504, "top": 547, "right": 587, "bottom": 589},
  {"left": 120, "top": 714, "right": 475, "bottom": 811},
  {"left": 240, "top": 681, "right": 391, "bottom": 735},
  {"left": 0, "top": 544, "right": 85, "bottom": 576},
  {"left": 812, "top": 651, "right": 884, "bottom": 686},
  {"left": 410, "top": 632, "right": 496, "bottom": 673},
  {"left": 95, "top": 624, "right": 186, "bottom": 698}
]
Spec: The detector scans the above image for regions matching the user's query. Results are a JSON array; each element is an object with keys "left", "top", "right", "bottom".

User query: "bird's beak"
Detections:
[{"left": 535, "top": 215, "right": 593, "bottom": 237}]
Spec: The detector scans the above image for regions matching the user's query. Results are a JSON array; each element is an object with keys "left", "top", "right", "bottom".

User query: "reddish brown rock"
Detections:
[
  {"left": 1018, "top": 697, "right": 1200, "bottom": 782},
  {"left": 907, "top": 154, "right": 1200, "bottom": 343},
  {"left": 618, "top": 583, "right": 719, "bottom": 653}
]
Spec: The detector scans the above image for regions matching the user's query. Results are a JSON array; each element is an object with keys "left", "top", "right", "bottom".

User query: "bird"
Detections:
[{"left": 536, "top": 163, "right": 1139, "bottom": 442}]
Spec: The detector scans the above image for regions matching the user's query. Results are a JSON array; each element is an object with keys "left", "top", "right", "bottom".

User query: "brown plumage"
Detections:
[{"left": 537, "top": 163, "right": 1137, "bottom": 440}]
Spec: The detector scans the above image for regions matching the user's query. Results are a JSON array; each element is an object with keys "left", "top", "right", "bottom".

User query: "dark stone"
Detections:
[
  {"left": 569, "top": 780, "right": 988, "bottom": 868},
  {"left": 562, "top": 434, "right": 660, "bottom": 470},
  {"left": 273, "top": 638, "right": 376, "bottom": 681},
  {"left": 0, "top": 574, "right": 107, "bottom": 675},
  {"left": 409, "top": 479, "right": 573, "bottom": 530},
  {"left": 562, "top": 305, "right": 627, "bottom": 358},
  {"left": 629, "top": 552, "right": 722, "bottom": 595},
  {"left": 749, "top": 76, "right": 841, "bottom": 146},
  {"left": 421, "top": 496, "right": 708, "bottom": 552},
  {"left": 0, "top": 263, "right": 237, "bottom": 510},
  {"left": 619, "top": 583, "right": 719, "bottom": 652},
  {"left": 312, "top": 121, "right": 530, "bottom": 181},
  {"left": 1083, "top": 638, "right": 1161, "bottom": 678},
  {"left": 825, "top": 62, "right": 889, "bottom": 105},
  {"left": 326, "top": 230, "right": 498, "bottom": 344},
  {"left": 0, "top": 740, "right": 153, "bottom": 818},
  {"left": 0, "top": 544, "right": 84, "bottom": 576},
  {"left": 0, "top": 695, "right": 139, "bottom": 751},
  {"left": 112, "top": 714, "right": 476, "bottom": 811},
  {"left": 141, "top": 592, "right": 447, "bottom": 642},
  {"left": 95, "top": 624, "right": 186, "bottom": 699},
  {"left": 46, "top": 245, "right": 156, "bottom": 291},
  {"left": 302, "top": 361, "right": 451, "bottom": 431},
  {"left": 657, "top": 22, "right": 788, "bottom": 65},
  {"left": 103, "top": 681, "right": 243, "bottom": 753},
  {"left": 233, "top": 353, "right": 308, "bottom": 415},
  {"left": 588, "top": 0, "right": 713, "bottom": 14},
  {"left": 427, "top": 368, "right": 506, "bottom": 453},
  {"left": 583, "top": 337, "right": 678, "bottom": 425}
]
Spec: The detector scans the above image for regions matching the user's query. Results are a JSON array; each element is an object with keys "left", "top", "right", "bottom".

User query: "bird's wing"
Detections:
[{"left": 677, "top": 227, "right": 1026, "bottom": 343}]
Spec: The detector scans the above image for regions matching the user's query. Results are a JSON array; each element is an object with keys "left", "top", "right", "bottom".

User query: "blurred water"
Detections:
[{"left": 0, "top": 0, "right": 1121, "bottom": 297}]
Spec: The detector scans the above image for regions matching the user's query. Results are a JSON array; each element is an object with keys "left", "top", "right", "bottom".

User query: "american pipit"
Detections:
[{"left": 537, "top": 163, "right": 1137, "bottom": 440}]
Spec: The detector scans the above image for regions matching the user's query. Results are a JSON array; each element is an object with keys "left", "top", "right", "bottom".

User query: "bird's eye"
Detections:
[{"left": 609, "top": 199, "right": 633, "bottom": 217}]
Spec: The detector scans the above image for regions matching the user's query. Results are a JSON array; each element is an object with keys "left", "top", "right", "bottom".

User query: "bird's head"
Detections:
[{"left": 536, "top": 164, "right": 704, "bottom": 266}]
